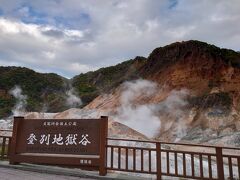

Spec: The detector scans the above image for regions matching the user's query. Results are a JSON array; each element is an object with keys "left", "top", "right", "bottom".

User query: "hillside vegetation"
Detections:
[
  {"left": 1, "top": 40, "right": 240, "bottom": 120},
  {"left": 0, "top": 57, "right": 146, "bottom": 118},
  {"left": 72, "top": 56, "right": 146, "bottom": 104},
  {"left": 0, "top": 67, "right": 68, "bottom": 118}
]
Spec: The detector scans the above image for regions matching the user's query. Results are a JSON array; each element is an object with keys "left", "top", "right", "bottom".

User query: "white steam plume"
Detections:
[
  {"left": 114, "top": 79, "right": 189, "bottom": 141},
  {"left": 114, "top": 79, "right": 160, "bottom": 138},
  {"left": 66, "top": 88, "right": 82, "bottom": 108},
  {"left": 9, "top": 85, "right": 27, "bottom": 116},
  {"left": 157, "top": 89, "right": 189, "bottom": 141}
]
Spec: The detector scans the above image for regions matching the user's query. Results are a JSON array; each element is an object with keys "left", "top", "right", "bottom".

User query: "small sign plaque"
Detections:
[{"left": 9, "top": 116, "right": 108, "bottom": 175}]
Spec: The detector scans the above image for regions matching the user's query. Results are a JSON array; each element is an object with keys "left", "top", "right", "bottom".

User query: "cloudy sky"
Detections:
[{"left": 0, "top": 0, "right": 239, "bottom": 78}]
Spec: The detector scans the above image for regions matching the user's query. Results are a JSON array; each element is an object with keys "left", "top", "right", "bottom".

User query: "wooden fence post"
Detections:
[
  {"left": 156, "top": 142, "right": 162, "bottom": 180},
  {"left": 9, "top": 116, "right": 23, "bottom": 165},
  {"left": 7, "top": 137, "right": 11, "bottom": 158},
  {"left": 1, "top": 137, "right": 6, "bottom": 159},
  {"left": 99, "top": 116, "right": 108, "bottom": 176},
  {"left": 216, "top": 147, "right": 224, "bottom": 180}
]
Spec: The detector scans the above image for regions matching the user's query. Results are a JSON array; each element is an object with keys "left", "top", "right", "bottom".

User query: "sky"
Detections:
[{"left": 0, "top": 0, "right": 239, "bottom": 78}]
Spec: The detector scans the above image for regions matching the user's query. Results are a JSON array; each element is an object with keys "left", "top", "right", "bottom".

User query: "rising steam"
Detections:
[
  {"left": 1, "top": 80, "right": 189, "bottom": 142},
  {"left": 114, "top": 79, "right": 189, "bottom": 140},
  {"left": 114, "top": 79, "right": 160, "bottom": 138},
  {"left": 0, "top": 86, "right": 27, "bottom": 129},
  {"left": 66, "top": 88, "right": 82, "bottom": 108},
  {"left": 9, "top": 85, "right": 27, "bottom": 116},
  {"left": 157, "top": 89, "right": 189, "bottom": 141}
]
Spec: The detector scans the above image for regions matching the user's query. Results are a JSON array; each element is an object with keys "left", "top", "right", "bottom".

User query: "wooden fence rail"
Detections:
[
  {"left": 1, "top": 129, "right": 240, "bottom": 180},
  {"left": 107, "top": 137, "right": 240, "bottom": 180}
]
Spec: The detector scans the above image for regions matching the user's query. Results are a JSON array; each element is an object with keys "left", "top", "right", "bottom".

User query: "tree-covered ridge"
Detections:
[
  {"left": 0, "top": 66, "right": 68, "bottom": 118},
  {"left": 72, "top": 56, "right": 146, "bottom": 105},
  {"left": 0, "top": 57, "right": 146, "bottom": 118}
]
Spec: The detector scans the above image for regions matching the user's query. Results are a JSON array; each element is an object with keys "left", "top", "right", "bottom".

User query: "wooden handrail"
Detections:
[
  {"left": 1, "top": 130, "right": 239, "bottom": 150},
  {"left": 107, "top": 137, "right": 240, "bottom": 150},
  {"left": 107, "top": 137, "right": 240, "bottom": 179},
  {"left": 1, "top": 129, "right": 240, "bottom": 179}
]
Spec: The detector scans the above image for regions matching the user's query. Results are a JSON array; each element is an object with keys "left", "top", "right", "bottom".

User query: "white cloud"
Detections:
[
  {"left": 0, "top": 17, "right": 96, "bottom": 76},
  {"left": 0, "top": 0, "right": 240, "bottom": 77},
  {"left": 42, "top": 51, "right": 56, "bottom": 60},
  {"left": 69, "top": 63, "right": 96, "bottom": 73}
]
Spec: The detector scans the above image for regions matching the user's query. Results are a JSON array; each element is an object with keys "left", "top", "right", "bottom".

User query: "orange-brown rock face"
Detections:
[
  {"left": 84, "top": 40, "right": 240, "bottom": 146},
  {"left": 86, "top": 41, "right": 240, "bottom": 110},
  {"left": 143, "top": 41, "right": 240, "bottom": 94}
]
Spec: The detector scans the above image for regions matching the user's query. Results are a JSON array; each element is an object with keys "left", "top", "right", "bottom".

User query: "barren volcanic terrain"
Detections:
[
  {"left": 1, "top": 40, "right": 240, "bottom": 147},
  {"left": 84, "top": 41, "right": 240, "bottom": 146}
]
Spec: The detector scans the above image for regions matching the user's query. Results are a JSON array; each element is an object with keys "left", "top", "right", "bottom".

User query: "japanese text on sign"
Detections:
[{"left": 27, "top": 133, "right": 91, "bottom": 146}]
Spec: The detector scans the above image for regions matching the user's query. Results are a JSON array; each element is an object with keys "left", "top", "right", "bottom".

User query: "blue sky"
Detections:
[{"left": 0, "top": 0, "right": 240, "bottom": 78}]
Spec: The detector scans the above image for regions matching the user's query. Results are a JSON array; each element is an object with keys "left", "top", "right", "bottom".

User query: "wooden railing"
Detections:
[
  {"left": 0, "top": 129, "right": 12, "bottom": 159},
  {"left": 1, "top": 129, "right": 240, "bottom": 179},
  {"left": 107, "top": 137, "right": 240, "bottom": 180}
]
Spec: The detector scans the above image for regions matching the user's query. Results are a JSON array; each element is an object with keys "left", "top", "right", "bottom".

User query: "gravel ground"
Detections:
[{"left": 0, "top": 167, "right": 95, "bottom": 180}]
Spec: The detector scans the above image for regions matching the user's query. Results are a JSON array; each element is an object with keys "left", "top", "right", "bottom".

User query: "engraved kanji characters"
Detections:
[
  {"left": 52, "top": 133, "right": 64, "bottom": 145},
  {"left": 65, "top": 134, "right": 77, "bottom": 145},
  {"left": 40, "top": 134, "right": 50, "bottom": 145},
  {"left": 26, "top": 133, "right": 91, "bottom": 146},
  {"left": 27, "top": 133, "right": 37, "bottom": 144},
  {"left": 79, "top": 134, "right": 91, "bottom": 146}
]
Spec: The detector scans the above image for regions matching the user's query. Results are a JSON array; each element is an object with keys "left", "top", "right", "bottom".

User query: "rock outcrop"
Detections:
[{"left": 85, "top": 40, "right": 240, "bottom": 146}]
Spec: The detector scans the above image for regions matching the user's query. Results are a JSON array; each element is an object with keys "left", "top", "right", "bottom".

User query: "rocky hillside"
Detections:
[
  {"left": 142, "top": 40, "right": 240, "bottom": 91},
  {"left": 0, "top": 57, "right": 146, "bottom": 118},
  {"left": 143, "top": 41, "right": 240, "bottom": 120},
  {"left": 1, "top": 40, "right": 240, "bottom": 146},
  {"left": 86, "top": 40, "right": 240, "bottom": 110},
  {"left": 84, "top": 40, "right": 240, "bottom": 146}
]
